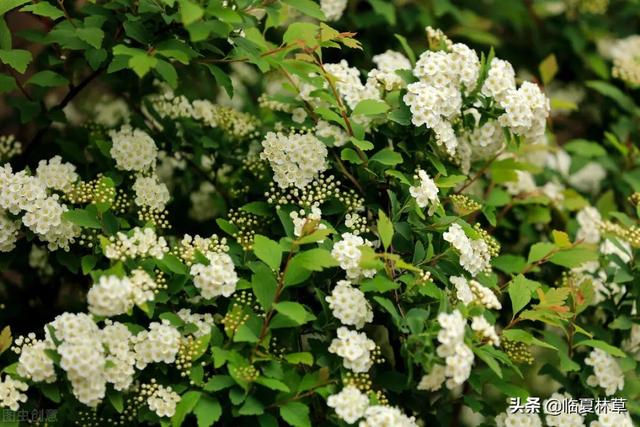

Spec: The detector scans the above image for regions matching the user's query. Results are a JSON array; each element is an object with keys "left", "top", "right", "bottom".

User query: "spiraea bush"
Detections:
[{"left": 0, "top": 0, "right": 639, "bottom": 426}]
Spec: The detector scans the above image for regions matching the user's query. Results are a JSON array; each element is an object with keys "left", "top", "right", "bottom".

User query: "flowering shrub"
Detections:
[{"left": 0, "top": 0, "right": 639, "bottom": 426}]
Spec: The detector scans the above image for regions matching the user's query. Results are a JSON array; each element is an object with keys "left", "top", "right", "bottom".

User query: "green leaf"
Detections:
[
  {"left": 394, "top": 34, "right": 415, "bottom": 66},
  {"left": 283, "top": 22, "right": 318, "bottom": 47},
  {"left": 368, "top": 0, "right": 396, "bottom": 24},
  {"left": 193, "top": 395, "right": 221, "bottom": 427},
  {"left": 204, "top": 375, "right": 235, "bottom": 392},
  {"left": 492, "top": 255, "right": 526, "bottom": 274},
  {"left": 435, "top": 175, "right": 467, "bottom": 188},
  {"left": 0, "top": 49, "right": 32, "bottom": 73},
  {"left": 282, "top": 0, "right": 325, "bottom": 20},
  {"left": 255, "top": 377, "right": 290, "bottom": 392},
  {"left": 128, "top": 53, "right": 157, "bottom": 77},
  {"left": 352, "top": 99, "right": 389, "bottom": 116},
  {"left": 586, "top": 80, "right": 638, "bottom": 114},
  {"left": 538, "top": 54, "right": 558, "bottom": 85},
  {"left": 0, "top": 0, "right": 30, "bottom": 15},
  {"left": 252, "top": 264, "right": 278, "bottom": 310},
  {"left": 377, "top": 210, "right": 393, "bottom": 250},
  {"left": 62, "top": 209, "right": 101, "bottom": 229},
  {"left": 239, "top": 395, "right": 265, "bottom": 415},
  {"left": 279, "top": 402, "right": 311, "bottom": 427},
  {"left": 284, "top": 352, "right": 314, "bottom": 366},
  {"left": 502, "top": 329, "right": 557, "bottom": 350},
  {"left": 0, "top": 18, "right": 9, "bottom": 50},
  {"left": 158, "top": 254, "right": 189, "bottom": 275},
  {"left": 27, "top": 70, "right": 68, "bottom": 87},
  {"left": 508, "top": 275, "right": 540, "bottom": 315},
  {"left": 172, "top": 391, "right": 202, "bottom": 427},
  {"left": 180, "top": 0, "right": 204, "bottom": 25},
  {"left": 574, "top": 339, "right": 626, "bottom": 357},
  {"left": 106, "top": 388, "right": 124, "bottom": 412},
  {"left": 81, "top": 255, "right": 97, "bottom": 275},
  {"left": 473, "top": 346, "right": 502, "bottom": 378},
  {"left": 527, "top": 242, "right": 555, "bottom": 263},
  {"left": 361, "top": 275, "right": 399, "bottom": 293},
  {"left": 0, "top": 326, "right": 11, "bottom": 355},
  {"left": 564, "top": 139, "right": 607, "bottom": 158},
  {"left": 370, "top": 148, "right": 403, "bottom": 166},
  {"left": 204, "top": 64, "right": 233, "bottom": 98},
  {"left": 253, "top": 235, "right": 283, "bottom": 271},
  {"left": 76, "top": 27, "right": 104, "bottom": 49},
  {"left": 548, "top": 247, "right": 598, "bottom": 268},
  {"left": 156, "top": 59, "right": 178, "bottom": 88},
  {"left": 273, "top": 302, "right": 316, "bottom": 325},
  {"left": 0, "top": 73, "right": 16, "bottom": 93},
  {"left": 286, "top": 248, "right": 338, "bottom": 273},
  {"left": 20, "top": 3, "right": 64, "bottom": 19}
]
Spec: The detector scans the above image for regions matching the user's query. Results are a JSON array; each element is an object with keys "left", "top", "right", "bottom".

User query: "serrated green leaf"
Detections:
[
  {"left": 0, "top": 49, "right": 32, "bottom": 73},
  {"left": 27, "top": 70, "right": 68, "bottom": 87}
]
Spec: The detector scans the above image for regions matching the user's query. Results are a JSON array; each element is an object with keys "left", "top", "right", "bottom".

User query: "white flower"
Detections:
[
  {"left": 470, "top": 316, "right": 500, "bottom": 346},
  {"left": 495, "top": 412, "right": 543, "bottom": 427},
  {"left": 177, "top": 309, "right": 214, "bottom": 338},
  {"left": 133, "top": 320, "right": 181, "bottom": 369},
  {"left": 417, "top": 364, "right": 447, "bottom": 391},
  {"left": 147, "top": 385, "right": 180, "bottom": 418},
  {"left": 359, "top": 405, "right": 418, "bottom": 427},
  {"left": 316, "top": 120, "right": 349, "bottom": 147},
  {"left": 481, "top": 58, "right": 516, "bottom": 102},
  {"left": 331, "top": 233, "right": 376, "bottom": 280},
  {"left": 450, "top": 275, "right": 501, "bottom": 309},
  {"left": 436, "top": 310, "right": 474, "bottom": 389},
  {"left": 105, "top": 227, "right": 169, "bottom": 260},
  {"left": 328, "top": 327, "right": 376, "bottom": 372},
  {"left": 443, "top": 224, "right": 491, "bottom": 276},
  {"left": 133, "top": 175, "right": 170, "bottom": 211},
  {"left": 0, "top": 376, "right": 28, "bottom": 411},
  {"left": 260, "top": 131, "right": 328, "bottom": 190},
  {"left": 291, "top": 107, "right": 307, "bottom": 123},
  {"left": 109, "top": 125, "right": 158, "bottom": 172},
  {"left": 409, "top": 169, "right": 439, "bottom": 214},
  {"left": 0, "top": 211, "right": 19, "bottom": 252},
  {"left": 584, "top": 348, "right": 624, "bottom": 396},
  {"left": 589, "top": 406, "right": 634, "bottom": 427},
  {"left": 569, "top": 162, "right": 606, "bottom": 194},
  {"left": 290, "top": 206, "right": 326, "bottom": 238},
  {"left": 622, "top": 324, "right": 640, "bottom": 361},
  {"left": 326, "top": 280, "right": 373, "bottom": 329},
  {"left": 36, "top": 156, "right": 78, "bottom": 191},
  {"left": 327, "top": 385, "right": 369, "bottom": 424},
  {"left": 320, "top": 0, "right": 348, "bottom": 21},
  {"left": 16, "top": 339, "right": 56, "bottom": 383},
  {"left": 190, "top": 252, "right": 238, "bottom": 299},
  {"left": 576, "top": 206, "right": 602, "bottom": 244},
  {"left": 368, "top": 50, "right": 412, "bottom": 91},
  {"left": 545, "top": 392, "right": 585, "bottom": 427},
  {"left": 87, "top": 275, "right": 135, "bottom": 317},
  {"left": 608, "top": 35, "right": 640, "bottom": 86}
]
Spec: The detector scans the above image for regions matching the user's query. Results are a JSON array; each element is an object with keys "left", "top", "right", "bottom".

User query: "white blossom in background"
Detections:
[
  {"left": 589, "top": 406, "right": 634, "bottom": 427},
  {"left": 600, "top": 238, "right": 632, "bottom": 264},
  {"left": 109, "top": 125, "right": 158, "bottom": 172},
  {"left": 320, "top": 0, "right": 348, "bottom": 21},
  {"left": 544, "top": 392, "right": 585, "bottom": 427},
  {"left": 505, "top": 170, "right": 538, "bottom": 196},
  {"left": 331, "top": 232, "right": 376, "bottom": 280},
  {"left": 0, "top": 212, "right": 19, "bottom": 252},
  {"left": 133, "top": 175, "right": 170, "bottom": 211},
  {"left": 417, "top": 364, "right": 447, "bottom": 391},
  {"left": 36, "top": 156, "right": 78, "bottom": 191},
  {"left": 291, "top": 107, "right": 307, "bottom": 123},
  {"left": 87, "top": 275, "right": 135, "bottom": 317},
  {"left": 93, "top": 96, "right": 130, "bottom": 127},
  {"left": 470, "top": 316, "right": 500, "bottom": 346},
  {"left": 0, "top": 376, "right": 28, "bottom": 411},
  {"left": 436, "top": 310, "right": 474, "bottom": 389},
  {"left": 409, "top": 169, "right": 439, "bottom": 214},
  {"left": 326, "top": 280, "right": 373, "bottom": 329},
  {"left": 368, "top": 50, "right": 412, "bottom": 91},
  {"left": 622, "top": 324, "right": 640, "bottom": 360},
  {"left": 359, "top": 405, "right": 418, "bottom": 427},
  {"left": 568, "top": 162, "right": 607, "bottom": 194},
  {"left": 315, "top": 120, "right": 349, "bottom": 147},
  {"left": 495, "top": 412, "right": 543, "bottom": 427},
  {"left": 189, "top": 181, "right": 218, "bottom": 221},
  {"left": 190, "top": 252, "right": 239, "bottom": 299},
  {"left": 607, "top": 35, "right": 640, "bottom": 86},
  {"left": 584, "top": 348, "right": 625, "bottom": 395},
  {"left": 147, "top": 385, "right": 181, "bottom": 418},
  {"left": 450, "top": 275, "right": 501, "bottom": 309},
  {"left": 260, "top": 131, "right": 328, "bottom": 190},
  {"left": 443, "top": 224, "right": 491, "bottom": 276},
  {"left": 328, "top": 327, "right": 376, "bottom": 372},
  {"left": 576, "top": 206, "right": 602, "bottom": 244},
  {"left": 327, "top": 385, "right": 369, "bottom": 424},
  {"left": 132, "top": 320, "right": 181, "bottom": 369}
]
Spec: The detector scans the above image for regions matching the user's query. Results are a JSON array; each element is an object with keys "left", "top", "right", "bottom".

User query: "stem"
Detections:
[
  {"left": 454, "top": 149, "right": 503, "bottom": 195},
  {"left": 332, "top": 151, "right": 365, "bottom": 196}
]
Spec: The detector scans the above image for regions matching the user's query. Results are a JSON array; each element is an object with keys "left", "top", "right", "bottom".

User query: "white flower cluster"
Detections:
[
  {"left": 368, "top": 50, "right": 412, "bottom": 91},
  {"left": 576, "top": 206, "right": 602, "bottom": 244},
  {"left": 327, "top": 385, "right": 418, "bottom": 426},
  {"left": 450, "top": 275, "right": 502, "bottom": 309},
  {"left": 132, "top": 320, "right": 181, "bottom": 369},
  {"left": 290, "top": 206, "right": 326, "bottom": 238},
  {"left": 326, "top": 280, "right": 373, "bottom": 329},
  {"left": 133, "top": 175, "right": 170, "bottom": 211},
  {"left": 147, "top": 384, "right": 181, "bottom": 418},
  {"left": 0, "top": 211, "right": 19, "bottom": 252},
  {"left": 328, "top": 326, "right": 376, "bottom": 372},
  {"left": 584, "top": 348, "right": 625, "bottom": 396},
  {"left": 443, "top": 223, "right": 492, "bottom": 276},
  {"left": 320, "top": 60, "right": 381, "bottom": 111},
  {"left": 404, "top": 32, "right": 549, "bottom": 161},
  {"left": 327, "top": 385, "right": 370, "bottom": 424},
  {"left": 0, "top": 376, "right": 28, "bottom": 411},
  {"left": 331, "top": 232, "right": 377, "bottom": 280},
  {"left": 36, "top": 155, "right": 78, "bottom": 191},
  {"left": 608, "top": 35, "right": 640, "bottom": 86},
  {"left": 545, "top": 392, "right": 585, "bottom": 427},
  {"left": 622, "top": 324, "right": 640, "bottom": 361},
  {"left": 0, "top": 134, "right": 22, "bottom": 161},
  {"left": 101, "top": 321, "right": 136, "bottom": 391},
  {"left": 470, "top": 315, "right": 500, "bottom": 347},
  {"left": 320, "top": 0, "right": 347, "bottom": 21},
  {"left": 189, "top": 181, "right": 217, "bottom": 221},
  {"left": 409, "top": 169, "right": 439, "bottom": 214},
  {"left": 87, "top": 270, "right": 158, "bottom": 317},
  {"left": 104, "top": 227, "right": 169, "bottom": 260},
  {"left": 14, "top": 337, "right": 56, "bottom": 383},
  {"left": 589, "top": 407, "right": 634, "bottom": 427},
  {"left": 436, "top": 310, "right": 474, "bottom": 389},
  {"left": 0, "top": 164, "right": 80, "bottom": 251},
  {"left": 190, "top": 251, "right": 239, "bottom": 299},
  {"left": 260, "top": 131, "right": 328, "bottom": 190},
  {"left": 92, "top": 96, "right": 130, "bottom": 127},
  {"left": 109, "top": 125, "right": 158, "bottom": 172},
  {"left": 315, "top": 120, "right": 349, "bottom": 147},
  {"left": 417, "top": 364, "right": 447, "bottom": 392},
  {"left": 496, "top": 412, "right": 543, "bottom": 427},
  {"left": 177, "top": 309, "right": 214, "bottom": 338}
]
